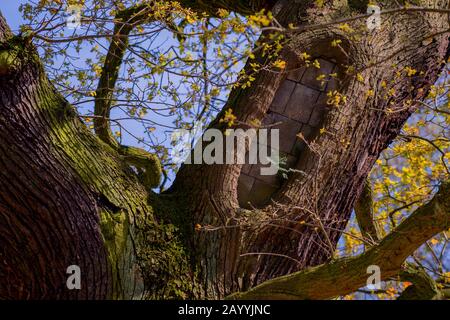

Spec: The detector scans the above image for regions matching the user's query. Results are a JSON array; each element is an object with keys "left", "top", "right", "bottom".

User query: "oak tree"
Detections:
[{"left": 1, "top": 0, "right": 450, "bottom": 300}]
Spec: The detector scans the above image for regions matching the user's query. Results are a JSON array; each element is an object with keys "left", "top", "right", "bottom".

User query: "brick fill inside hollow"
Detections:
[{"left": 237, "top": 58, "right": 337, "bottom": 209}]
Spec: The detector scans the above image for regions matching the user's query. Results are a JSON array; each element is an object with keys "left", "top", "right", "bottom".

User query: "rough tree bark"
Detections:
[{"left": 0, "top": 0, "right": 449, "bottom": 300}]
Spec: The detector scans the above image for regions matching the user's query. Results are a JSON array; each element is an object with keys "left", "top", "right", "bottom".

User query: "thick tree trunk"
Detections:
[
  {"left": 0, "top": 15, "right": 153, "bottom": 299},
  {"left": 0, "top": 0, "right": 449, "bottom": 300}
]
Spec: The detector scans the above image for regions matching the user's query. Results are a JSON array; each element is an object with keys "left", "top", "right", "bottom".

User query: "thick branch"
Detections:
[
  {"left": 354, "top": 180, "right": 380, "bottom": 245},
  {"left": 397, "top": 264, "right": 442, "bottom": 300},
  {"left": 94, "top": 4, "right": 163, "bottom": 188},
  {"left": 229, "top": 181, "right": 450, "bottom": 300},
  {"left": 0, "top": 12, "right": 11, "bottom": 42},
  {"left": 93, "top": 5, "right": 151, "bottom": 147}
]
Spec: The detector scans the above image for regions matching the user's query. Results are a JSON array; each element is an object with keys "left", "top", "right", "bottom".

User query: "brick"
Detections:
[
  {"left": 301, "top": 59, "right": 336, "bottom": 91},
  {"left": 325, "top": 77, "right": 338, "bottom": 92},
  {"left": 309, "top": 103, "right": 328, "bottom": 127},
  {"left": 262, "top": 113, "right": 302, "bottom": 154},
  {"left": 286, "top": 66, "right": 306, "bottom": 82},
  {"left": 249, "top": 163, "right": 280, "bottom": 186},
  {"left": 285, "top": 84, "right": 320, "bottom": 123},
  {"left": 316, "top": 91, "right": 329, "bottom": 106},
  {"left": 261, "top": 111, "right": 276, "bottom": 126},
  {"left": 317, "top": 59, "right": 335, "bottom": 75},
  {"left": 270, "top": 80, "right": 296, "bottom": 113}
]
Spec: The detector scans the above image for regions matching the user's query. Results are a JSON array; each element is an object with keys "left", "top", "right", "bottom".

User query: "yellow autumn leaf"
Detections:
[{"left": 273, "top": 59, "right": 286, "bottom": 69}]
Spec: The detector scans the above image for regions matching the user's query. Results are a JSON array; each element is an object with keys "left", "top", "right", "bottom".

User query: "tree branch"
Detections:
[
  {"left": 93, "top": 1, "right": 278, "bottom": 188},
  {"left": 93, "top": 0, "right": 277, "bottom": 147},
  {"left": 93, "top": 4, "right": 165, "bottom": 188},
  {"left": 93, "top": 4, "right": 154, "bottom": 147},
  {"left": 0, "top": 12, "right": 12, "bottom": 43},
  {"left": 354, "top": 179, "right": 380, "bottom": 245},
  {"left": 165, "top": 0, "right": 277, "bottom": 16},
  {"left": 229, "top": 180, "right": 450, "bottom": 300},
  {"left": 397, "top": 264, "right": 442, "bottom": 300}
]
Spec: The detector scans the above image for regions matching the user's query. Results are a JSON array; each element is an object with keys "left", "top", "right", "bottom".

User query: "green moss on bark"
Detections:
[
  {"left": 6, "top": 32, "right": 198, "bottom": 299},
  {"left": 0, "top": 36, "right": 35, "bottom": 75},
  {"left": 30, "top": 68, "right": 196, "bottom": 298},
  {"left": 136, "top": 219, "right": 200, "bottom": 299}
]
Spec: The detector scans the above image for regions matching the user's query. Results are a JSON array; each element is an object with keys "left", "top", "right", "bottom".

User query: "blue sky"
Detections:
[{"left": 2, "top": 1, "right": 24, "bottom": 31}]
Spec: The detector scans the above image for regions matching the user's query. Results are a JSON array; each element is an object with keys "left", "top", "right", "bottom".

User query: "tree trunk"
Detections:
[
  {"left": 0, "top": 15, "right": 153, "bottom": 299},
  {"left": 0, "top": 0, "right": 449, "bottom": 300}
]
